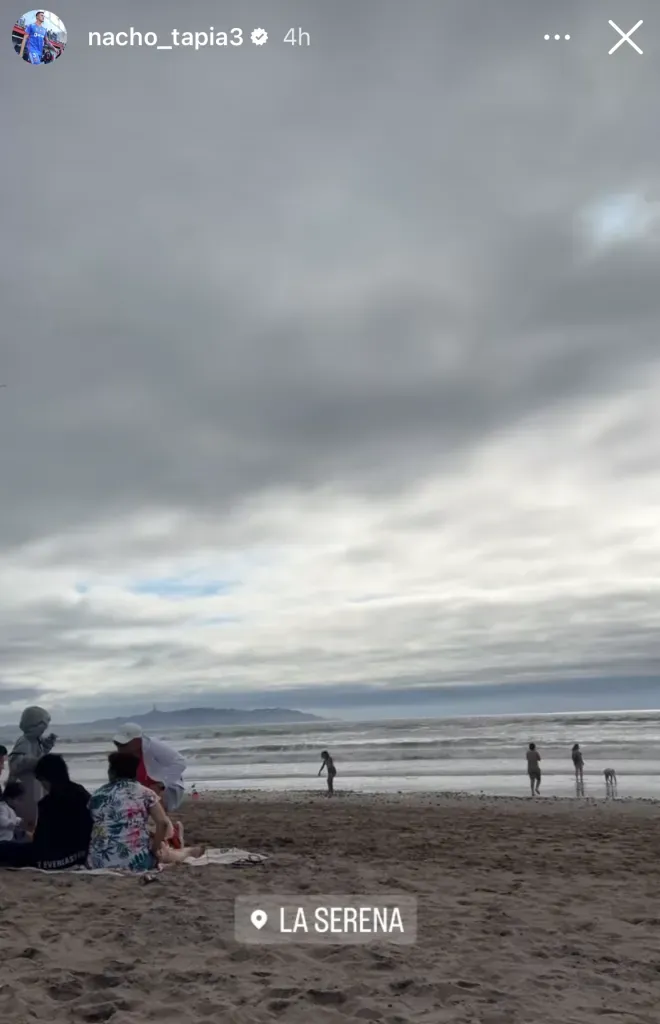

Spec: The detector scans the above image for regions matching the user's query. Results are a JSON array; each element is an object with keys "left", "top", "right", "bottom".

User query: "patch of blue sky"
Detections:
[
  {"left": 583, "top": 193, "right": 655, "bottom": 246},
  {"left": 130, "top": 577, "right": 238, "bottom": 599}
]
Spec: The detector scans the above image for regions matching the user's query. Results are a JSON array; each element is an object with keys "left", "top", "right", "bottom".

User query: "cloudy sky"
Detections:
[{"left": 1, "top": 1, "right": 659, "bottom": 722}]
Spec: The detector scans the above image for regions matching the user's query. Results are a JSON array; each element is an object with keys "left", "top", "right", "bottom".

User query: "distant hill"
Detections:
[{"left": 61, "top": 707, "right": 324, "bottom": 732}]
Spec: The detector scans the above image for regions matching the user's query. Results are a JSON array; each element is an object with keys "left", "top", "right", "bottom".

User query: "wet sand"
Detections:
[{"left": 0, "top": 791, "right": 658, "bottom": 1024}]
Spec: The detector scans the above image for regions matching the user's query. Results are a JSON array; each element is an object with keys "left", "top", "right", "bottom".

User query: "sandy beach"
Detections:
[{"left": 0, "top": 792, "right": 659, "bottom": 1024}]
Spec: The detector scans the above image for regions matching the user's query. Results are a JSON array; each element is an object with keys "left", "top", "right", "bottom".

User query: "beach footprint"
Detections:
[
  {"left": 48, "top": 975, "right": 85, "bottom": 1002},
  {"left": 354, "top": 1007, "right": 381, "bottom": 1020},
  {"left": 306, "top": 989, "right": 348, "bottom": 1006},
  {"left": 267, "top": 999, "right": 291, "bottom": 1013}
]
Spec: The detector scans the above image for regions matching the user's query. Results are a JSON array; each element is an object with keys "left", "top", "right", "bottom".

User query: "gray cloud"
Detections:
[
  {"left": 0, "top": 683, "right": 48, "bottom": 703},
  {"left": 0, "top": 1, "right": 659, "bottom": 717}
]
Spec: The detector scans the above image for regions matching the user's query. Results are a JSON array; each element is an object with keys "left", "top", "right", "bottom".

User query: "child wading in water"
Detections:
[
  {"left": 526, "top": 742, "right": 542, "bottom": 796},
  {"left": 318, "top": 750, "right": 337, "bottom": 797}
]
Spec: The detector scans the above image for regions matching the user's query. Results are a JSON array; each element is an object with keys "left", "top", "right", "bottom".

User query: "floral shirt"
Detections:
[{"left": 87, "top": 779, "right": 158, "bottom": 872}]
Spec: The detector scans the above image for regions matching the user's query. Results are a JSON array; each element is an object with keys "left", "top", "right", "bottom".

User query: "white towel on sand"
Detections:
[{"left": 185, "top": 847, "right": 267, "bottom": 867}]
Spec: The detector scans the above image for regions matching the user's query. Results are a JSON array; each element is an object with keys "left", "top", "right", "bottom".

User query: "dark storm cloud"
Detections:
[
  {"left": 0, "top": 683, "right": 48, "bottom": 704},
  {"left": 0, "top": 1, "right": 659, "bottom": 713},
  {"left": 1, "top": 0, "right": 658, "bottom": 541}
]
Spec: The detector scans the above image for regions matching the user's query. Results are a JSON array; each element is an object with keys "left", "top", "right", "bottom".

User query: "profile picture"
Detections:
[{"left": 12, "top": 9, "right": 67, "bottom": 65}]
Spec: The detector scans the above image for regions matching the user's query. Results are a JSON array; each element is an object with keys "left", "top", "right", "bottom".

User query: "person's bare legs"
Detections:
[
  {"left": 575, "top": 769, "right": 584, "bottom": 796},
  {"left": 606, "top": 772, "right": 618, "bottom": 798},
  {"left": 529, "top": 775, "right": 535, "bottom": 796},
  {"left": 152, "top": 795, "right": 203, "bottom": 862},
  {"left": 158, "top": 843, "right": 206, "bottom": 864}
]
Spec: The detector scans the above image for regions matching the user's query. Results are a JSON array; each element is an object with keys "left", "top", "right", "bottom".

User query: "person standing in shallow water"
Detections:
[
  {"left": 526, "top": 743, "right": 542, "bottom": 796},
  {"left": 318, "top": 750, "right": 337, "bottom": 796},
  {"left": 572, "top": 744, "right": 585, "bottom": 795}
]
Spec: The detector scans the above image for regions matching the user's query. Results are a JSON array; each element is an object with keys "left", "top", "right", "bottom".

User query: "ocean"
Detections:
[{"left": 3, "top": 709, "right": 658, "bottom": 799}]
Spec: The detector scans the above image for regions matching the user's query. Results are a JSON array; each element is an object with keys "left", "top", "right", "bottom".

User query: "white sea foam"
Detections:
[{"left": 8, "top": 710, "right": 657, "bottom": 798}]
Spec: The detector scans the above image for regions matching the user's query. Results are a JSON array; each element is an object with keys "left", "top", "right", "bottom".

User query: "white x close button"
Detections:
[{"left": 608, "top": 19, "right": 643, "bottom": 55}]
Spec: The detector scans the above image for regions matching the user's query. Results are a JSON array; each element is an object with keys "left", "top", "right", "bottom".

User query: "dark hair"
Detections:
[
  {"left": 529, "top": 742, "right": 536, "bottom": 750},
  {"left": 35, "top": 753, "right": 71, "bottom": 788},
  {"left": 108, "top": 751, "right": 140, "bottom": 781},
  {"left": 36, "top": 11, "right": 45, "bottom": 16},
  {"left": 1, "top": 781, "right": 23, "bottom": 802},
  {"left": 321, "top": 750, "right": 329, "bottom": 758},
  {"left": 572, "top": 743, "right": 579, "bottom": 750},
  {"left": 0, "top": 745, "right": 7, "bottom": 756}
]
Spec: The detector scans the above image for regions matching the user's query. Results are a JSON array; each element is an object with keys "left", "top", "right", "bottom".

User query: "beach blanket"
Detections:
[
  {"left": 13, "top": 847, "right": 268, "bottom": 875},
  {"left": 184, "top": 847, "right": 267, "bottom": 867}
]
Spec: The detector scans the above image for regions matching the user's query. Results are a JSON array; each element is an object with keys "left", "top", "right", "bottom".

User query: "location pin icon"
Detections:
[{"left": 251, "top": 909, "right": 268, "bottom": 930}]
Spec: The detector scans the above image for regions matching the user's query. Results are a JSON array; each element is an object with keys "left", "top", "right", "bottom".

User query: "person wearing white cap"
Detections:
[{"left": 112, "top": 723, "right": 186, "bottom": 812}]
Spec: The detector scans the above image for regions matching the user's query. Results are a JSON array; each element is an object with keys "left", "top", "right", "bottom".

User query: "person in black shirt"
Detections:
[{"left": 0, "top": 754, "right": 92, "bottom": 869}]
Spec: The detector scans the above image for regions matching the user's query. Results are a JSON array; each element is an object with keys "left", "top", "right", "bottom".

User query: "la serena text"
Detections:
[{"left": 280, "top": 906, "right": 405, "bottom": 934}]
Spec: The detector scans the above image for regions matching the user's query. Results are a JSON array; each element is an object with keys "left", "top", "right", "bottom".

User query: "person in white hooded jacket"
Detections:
[
  {"left": 8, "top": 706, "right": 57, "bottom": 830},
  {"left": 112, "top": 723, "right": 186, "bottom": 812}
]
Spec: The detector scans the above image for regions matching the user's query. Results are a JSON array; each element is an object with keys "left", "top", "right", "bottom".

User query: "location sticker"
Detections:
[
  {"left": 250, "top": 909, "right": 268, "bottom": 930},
  {"left": 236, "top": 895, "right": 417, "bottom": 945}
]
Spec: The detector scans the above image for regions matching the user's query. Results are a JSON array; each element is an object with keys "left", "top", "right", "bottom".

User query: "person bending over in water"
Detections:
[
  {"left": 526, "top": 743, "right": 542, "bottom": 796},
  {"left": 318, "top": 750, "right": 337, "bottom": 797}
]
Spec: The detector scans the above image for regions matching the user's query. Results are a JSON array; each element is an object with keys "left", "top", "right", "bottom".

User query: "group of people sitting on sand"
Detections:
[
  {"left": 526, "top": 741, "right": 618, "bottom": 797},
  {"left": 0, "top": 706, "right": 204, "bottom": 872}
]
